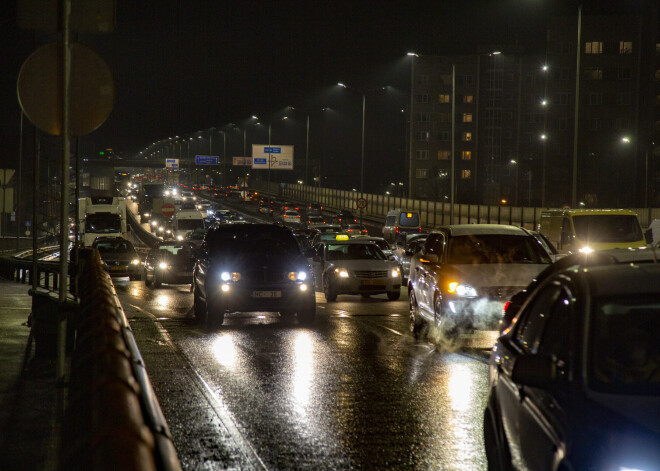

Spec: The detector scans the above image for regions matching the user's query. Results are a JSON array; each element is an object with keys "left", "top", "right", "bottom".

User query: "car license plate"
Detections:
[
  {"left": 110, "top": 266, "right": 124, "bottom": 271},
  {"left": 253, "top": 291, "right": 282, "bottom": 298},
  {"left": 361, "top": 279, "right": 380, "bottom": 286}
]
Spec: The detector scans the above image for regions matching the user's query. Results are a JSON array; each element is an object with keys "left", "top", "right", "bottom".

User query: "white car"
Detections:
[
  {"left": 312, "top": 240, "right": 402, "bottom": 301},
  {"left": 408, "top": 224, "right": 553, "bottom": 337}
]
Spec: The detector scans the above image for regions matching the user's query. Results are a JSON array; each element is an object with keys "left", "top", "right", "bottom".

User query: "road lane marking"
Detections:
[{"left": 129, "top": 304, "right": 268, "bottom": 471}]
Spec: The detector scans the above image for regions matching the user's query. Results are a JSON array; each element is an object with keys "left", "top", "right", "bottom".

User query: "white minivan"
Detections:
[
  {"left": 172, "top": 209, "right": 206, "bottom": 241},
  {"left": 382, "top": 208, "right": 422, "bottom": 243}
]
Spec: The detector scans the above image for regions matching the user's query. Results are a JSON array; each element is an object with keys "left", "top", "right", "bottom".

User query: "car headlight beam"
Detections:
[
  {"left": 335, "top": 268, "right": 349, "bottom": 278},
  {"left": 158, "top": 262, "right": 168, "bottom": 269},
  {"left": 131, "top": 259, "right": 140, "bottom": 265},
  {"left": 448, "top": 281, "right": 478, "bottom": 297},
  {"left": 391, "top": 267, "right": 401, "bottom": 278}
]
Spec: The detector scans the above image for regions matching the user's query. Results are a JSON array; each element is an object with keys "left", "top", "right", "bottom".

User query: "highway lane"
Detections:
[{"left": 114, "top": 276, "right": 496, "bottom": 470}]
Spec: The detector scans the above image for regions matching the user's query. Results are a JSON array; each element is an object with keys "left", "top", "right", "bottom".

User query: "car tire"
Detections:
[
  {"left": 193, "top": 284, "right": 205, "bottom": 321},
  {"left": 409, "top": 290, "right": 425, "bottom": 338},
  {"left": 205, "top": 296, "right": 225, "bottom": 329},
  {"left": 434, "top": 295, "right": 458, "bottom": 339},
  {"left": 324, "top": 277, "right": 337, "bottom": 302},
  {"left": 144, "top": 273, "right": 152, "bottom": 287},
  {"left": 484, "top": 408, "right": 513, "bottom": 471},
  {"left": 387, "top": 290, "right": 401, "bottom": 301},
  {"left": 154, "top": 273, "right": 162, "bottom": 289},
  {"left": 297, "top": 302, "right": 316, "bottom": 325}
]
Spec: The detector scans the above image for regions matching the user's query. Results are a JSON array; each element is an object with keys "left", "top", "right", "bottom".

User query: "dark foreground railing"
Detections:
[{"left": 59, "top": 248, "right": 180, "bottom": 470}]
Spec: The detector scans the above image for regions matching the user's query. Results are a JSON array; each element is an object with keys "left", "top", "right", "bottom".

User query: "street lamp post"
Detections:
[
  {"left": 571, "top": 3, "right": 583, "bottom": 208},
  {"left": 338, "top": 83, "right": 387, "bottom": 194},
  {"left": 407, "top": 52, "right": 418, "bottom": 199}
]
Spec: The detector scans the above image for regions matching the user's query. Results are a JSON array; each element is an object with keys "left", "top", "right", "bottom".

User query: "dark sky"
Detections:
[{"left": 0, "top": 0, "right": 639, "bottom": 167}]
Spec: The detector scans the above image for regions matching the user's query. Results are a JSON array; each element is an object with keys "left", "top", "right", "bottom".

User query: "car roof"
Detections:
[
  {"left": 325, "top": 239, "right": 378, "bottom": 245},
  {"left": 436, "top": 224, "right": 530, "bottom": 237},
  {"left": 578, "top": 263, "right": 660, "bottom": 297}
]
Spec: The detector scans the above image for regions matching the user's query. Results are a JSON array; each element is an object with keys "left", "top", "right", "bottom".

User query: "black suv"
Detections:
[
  {"left": 193, "top": 224, "right": 316, "bottom": 328},
  {"left": 333, "top": 210, "right": 357, "bottom": 227}
]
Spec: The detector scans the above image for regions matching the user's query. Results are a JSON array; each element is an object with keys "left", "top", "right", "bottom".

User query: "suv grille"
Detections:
[
  {"left": 481, "top": 286, "right": 525, "bottom": 300},
  {"left": 243, "top": 269, "right": 286, "bottom": 283},
  {"left": 354, "top": 270, "right": 388, "bottom": 279}
]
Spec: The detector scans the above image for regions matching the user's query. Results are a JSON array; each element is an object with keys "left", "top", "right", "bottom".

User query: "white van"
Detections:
[
  {"left": 539, "top": 209, "right": 646, "bottom": 254},
  {"left": 382, "top": 208, "right": 422, "bottom": 243},
  {"left": 172, "top": 209, "right": 206, "bottom": 241}
]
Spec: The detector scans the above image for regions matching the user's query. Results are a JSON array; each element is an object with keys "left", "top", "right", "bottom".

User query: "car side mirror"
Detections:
[
  {"left": 421, "top": 253, "right": 438, "bottom": 264},
  {"left": 512, "top": 354, "right": 557, "bottom": 389}
]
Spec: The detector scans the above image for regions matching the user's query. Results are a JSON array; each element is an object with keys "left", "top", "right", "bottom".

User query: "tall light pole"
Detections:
[
  {"left": 338, "top": 83, "right": 387, "bottom": 194},
  {"left": 571, "top": 3, "right": 583, "bottom": 207},
  {"left": 407, "top": 52, "right": 418, "bottom": 199},
  {"left": 450, "top": 63, "right": 456, "bottom": 224}
]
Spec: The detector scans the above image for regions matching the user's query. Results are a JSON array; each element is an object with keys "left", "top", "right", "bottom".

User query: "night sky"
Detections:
[{"left": 0, "top": 0, "right": 638, "bottom": 186}]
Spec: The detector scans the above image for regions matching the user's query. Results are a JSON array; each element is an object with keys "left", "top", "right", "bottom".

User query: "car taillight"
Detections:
[
  {"left": 503, "top": 301, "right": 511, "bottom": 314},
  {"left": 395, "top": 226, "right": 399, "bottom": 234}
]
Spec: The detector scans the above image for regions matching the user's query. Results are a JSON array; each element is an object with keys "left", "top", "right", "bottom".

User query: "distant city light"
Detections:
[
  {"left": 542, "top": 64, "right": 549, "bottom": 71},
  {"left": 621, "top": 137, "right": 631, "bottom": 143}
]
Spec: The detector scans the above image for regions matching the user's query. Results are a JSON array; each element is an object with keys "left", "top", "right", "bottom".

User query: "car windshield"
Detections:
[
  {"left": 209, "top": 227, "right": 301, "bottom": 257},
  {"left": 326, "top": 243, "right": 385, "bottom": 261},
  {"left": 398, "top": 212, "right": 419, "bottom": 227},
  {"left": 95, "top": 239, "right": 132, "bottom": 253},
  {"left": 446, "top": 234, "right": 552, "bottom": 264},
  {"left": 572, "top": 215, "right": 643, "bottom": 243},
  {"left": 295, "top": 234, "right": 312, "bottom": 252},
  {"left": 85, "top": 213, "right": 121, "bottom": 233},
  {"left": 589, "top": 295, "right": 660, "bottom": 395},
  {"left": 177, "top": 219, "right": 205, "bottom": 230}
]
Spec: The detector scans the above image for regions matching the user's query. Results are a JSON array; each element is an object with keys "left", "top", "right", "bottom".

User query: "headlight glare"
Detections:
[
  {"left": 231, "top": 272, "right": 241, "bottom": 281},
  {"left": 297, "top": 271, "right": 307, "bottom": 281},
  {"left": 391, "top": 268, "right": 401, "bottom": 278},
  {"left": 220, "top": 271, "right": 231, "bottom": 281},
  {"left": 177, "top": 235, "right": 183, "bottom": 240},
  {"left": 448, "top": 281, "right": 478, "bottom": 297},
  {"left": 158, "top": 262, "right": 168, "bottom": 269},
  {"left": 335, "top": 268, "right": 349, "bottom": 278},
  {"left": 131, "top": 259, "right": 140, "bottom": 265}
]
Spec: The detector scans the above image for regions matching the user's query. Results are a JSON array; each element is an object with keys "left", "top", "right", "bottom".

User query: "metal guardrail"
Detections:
[
  {"left": 126, "top": 205, "right": 161, "bottom": 249},
  {"left": 60, "top": 248, "right": 180, "bottom": 471}
]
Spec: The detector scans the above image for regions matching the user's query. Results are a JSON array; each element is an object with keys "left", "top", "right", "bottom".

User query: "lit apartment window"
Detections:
[
  {"left": 461, "top": 170, "right": 471, "bottom": 179},
  {"left": 463, "top": 95, "right": 473, "bottom": 104},
  {"left": 415, "top": 131, "right": 430, "bottom": 141},
  {"left": 437, "top": 150, "right": 450, "bottom": 160},
  {"left": 461, "top": 151, "right": 472, "bottom": 160},
  {"left": 416, "top": 150, "right": 429, "bottom": 160},
  {"left": 416, "top": 94, "right": 429, "bottom": 104},
  {"left": 462, "top": 132, "right": 472, "bottom": 142},
  {"left": 416, "top": 168, "right": 428, "bottom": 179},
  {"left": 439, "top": 94, "right": 450, "bottom": 104},
  {"left": 584, "top": 67, "right": 603, "bottom": 80},
  {"left": 619, "top": 41, "right": 632, "bottom": 54},
  {"left": 585, "top": 41, "right": 603, "bottom": 54},
  {"left": 462, "top": 113, "right": 473, "bottom": 123}
]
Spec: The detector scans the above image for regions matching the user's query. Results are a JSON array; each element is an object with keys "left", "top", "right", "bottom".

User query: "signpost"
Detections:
[
  {"left": 232, "top": 157, "right": 252, "bottom": 166},
  {"left": 161, "top": 202, "right": 175, "bottom": 218},
  {"left": 195, "top": 155, "right": 219, "bottom": 165},
  {"left": 165, "top": 158, "right": 179, "bottom": 169},
  {"left": 251, "top": 145, "right": 294, "bottom": 170},
  {"left": 356, "top": 197, "right": 367, "bottom": 225}
]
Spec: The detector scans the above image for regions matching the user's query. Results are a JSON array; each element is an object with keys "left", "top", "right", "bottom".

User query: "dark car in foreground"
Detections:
[
  {"left": 485, "top": 263, "right": 660, "bottom": 471},
  {"left": 193, "top": 224, "right": 315, "bottom": 328},
  {"left": 144, "top": 241, "right": 197, "bottom": 289},
  {"left": 92, "top": 236, "right": 141, "bottom": 280},
  {"left": 501, "top": 247, "right": 660, "bottom": 331}
]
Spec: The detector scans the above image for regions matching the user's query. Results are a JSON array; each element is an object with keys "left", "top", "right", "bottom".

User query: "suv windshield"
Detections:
[
  {"left": 208, "top": 226, "right": 301, "bottom": 257},
  {"left": 572, "top": 215, "right": 643, "bottom": 243},
  {"left": 398, "top": 212, "right": 419, "bottom": 227},
  {"left": 590, "top": 295, "right": 660, "bottom": 395},
  {"left": 177, "top": 219, "right": 205, "bottom": 231},
  {"left": 447, "top": 234, "right": 552, "bottom": 264}
]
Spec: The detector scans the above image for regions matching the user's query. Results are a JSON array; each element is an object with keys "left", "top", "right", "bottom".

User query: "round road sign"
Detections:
[
  {"left": 161, "top": 202, "right": 175, "bottom": 218},
  {"left": 356, "top": 197, "right": 368, "bottom": 209}
]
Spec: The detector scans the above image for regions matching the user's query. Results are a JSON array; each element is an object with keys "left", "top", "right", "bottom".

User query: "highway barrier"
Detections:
[{"left": 59, "top": 248, "right": 180, "bottom": 471}]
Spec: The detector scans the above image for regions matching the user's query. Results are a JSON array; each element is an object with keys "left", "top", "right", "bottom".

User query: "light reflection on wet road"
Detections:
[{"left": 116, "top": 278, "right": 492, "bottom": 470}]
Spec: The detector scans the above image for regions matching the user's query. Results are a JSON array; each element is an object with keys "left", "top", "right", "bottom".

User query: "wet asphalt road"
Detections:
[{"left": 115, "top": 278, "right": 497, "bottom": 470}]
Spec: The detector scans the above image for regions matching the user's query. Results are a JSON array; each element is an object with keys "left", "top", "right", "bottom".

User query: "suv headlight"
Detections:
[
  {"left": 448, "top": 281, "right": 478, "bottom": 298},
  {"left": 391, "top": 267, "right": 401, "bottom": 278},
  {"left": 335, "top": 268, "right": 349, "bottom": 278},
  {"left": 288, "top": 271, "right": 308, "bottom": 281},
  {"left": 221, "top": 271, "right": 241, "bottom": 281},
  {"left": 131, "top": 259, "right": 140, "bottom": 265},
  {"left": 158, "top": 262, "right": 169, "bottom": 269}
]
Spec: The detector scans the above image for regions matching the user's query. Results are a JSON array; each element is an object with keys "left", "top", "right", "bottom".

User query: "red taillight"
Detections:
[
  {"left": 395, "top": 226, "right": 399, "bottom": 234},
  {"left": 503, "top": 301, "right": 511, "bottom": 314},
  {"left": 419, "top": 227, "right": 422, "bottom": 232}
]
